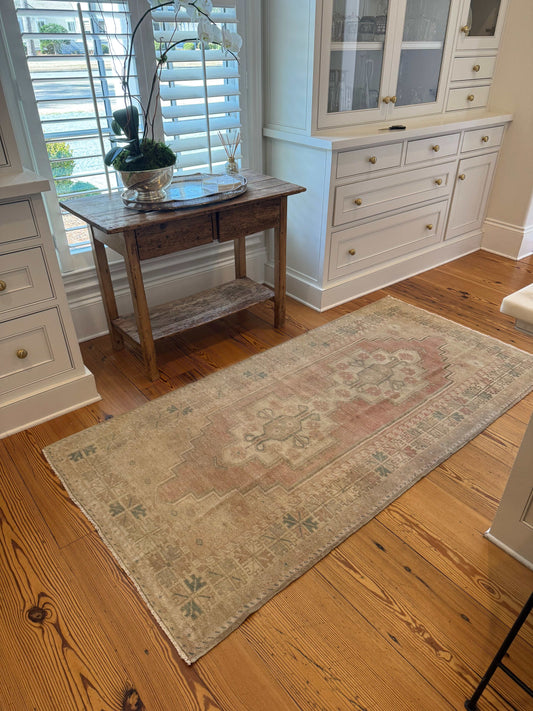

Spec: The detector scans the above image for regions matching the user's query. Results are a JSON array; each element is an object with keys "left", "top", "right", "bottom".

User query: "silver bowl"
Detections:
[{"left": 119, "top": 165, "right": 175, "bottom": 202}]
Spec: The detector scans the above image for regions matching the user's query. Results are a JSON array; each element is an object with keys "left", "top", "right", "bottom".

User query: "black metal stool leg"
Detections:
[{"left": 465, "top": 593, "right": 533, "bottom": 710}]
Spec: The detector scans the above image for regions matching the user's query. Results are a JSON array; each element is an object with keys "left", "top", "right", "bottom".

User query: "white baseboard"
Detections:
[
  {"left": 484, "top": 530, "right": 533, "bottom": 571},
  {"left": 482, "top": 218, "right": 533, "bottom": 260},
  {"left": 266, "top": 232, "right": 482, "bottom": 312},
  {"left": 63, "top": 237, "right": 268, "bottom": 342},
  {"left": 0, "top": 367, "right": 100, "bottom": 439}
]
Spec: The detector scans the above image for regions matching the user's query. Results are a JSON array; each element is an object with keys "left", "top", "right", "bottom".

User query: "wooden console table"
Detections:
[{"left": 61, "top": 171, "right": 305, "bottom": 381}]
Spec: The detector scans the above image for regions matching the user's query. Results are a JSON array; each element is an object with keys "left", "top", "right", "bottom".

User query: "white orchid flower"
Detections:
[
  {"left": 197, "top": 16, "right": 221, "bottom": 44},
  {"left": 184, "top": 0, "right": 213, "bottom": 21},
  {"left": 222, "top": 28, "right": 242, "bottom": 54}
]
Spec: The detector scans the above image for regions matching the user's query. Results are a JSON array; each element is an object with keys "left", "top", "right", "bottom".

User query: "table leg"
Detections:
[
  {"left": 234, "top": 237, "right": 247, "bottom": 279},
  {"left": 123, "top": 231, "right": 159, "bottom": 381},
  {"left": 90, "top": 227, "right": 124, "bottom": 350},
  {"left": 274, "top": 196, "right": 287, "bottom": 328}
]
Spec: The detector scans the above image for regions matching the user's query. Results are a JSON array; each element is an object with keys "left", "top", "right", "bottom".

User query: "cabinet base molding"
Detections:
[
  {"left": 266, "top": 231, "right": 482, "bottom": 312},
  {"left": 482, "top": 218, "right": 533, "bottom": 260},
  {"left": 0, "top": 368, "right": 100, "bottom": 439},
  {"left": 484, "top": 531, "right": 533, "bottom": 572}
]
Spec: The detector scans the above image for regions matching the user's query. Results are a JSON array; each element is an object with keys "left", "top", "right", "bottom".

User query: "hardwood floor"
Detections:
[{"left": 1, "top": 249, "right": 533, "bottom": 711}]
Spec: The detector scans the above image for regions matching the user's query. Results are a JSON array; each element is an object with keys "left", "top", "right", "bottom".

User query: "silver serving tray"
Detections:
[{"left": 121, "top": 172, "right": 247, "bottom": 211}]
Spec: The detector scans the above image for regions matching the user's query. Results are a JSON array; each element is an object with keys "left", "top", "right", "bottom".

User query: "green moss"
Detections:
[{"left": 112, "top": 139, "right": 176, "bottom": 171}]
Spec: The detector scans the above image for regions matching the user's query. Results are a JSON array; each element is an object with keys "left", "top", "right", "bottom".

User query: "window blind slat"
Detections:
[{"left": 161, "top": 100, "right": 240, "bottom": 119}]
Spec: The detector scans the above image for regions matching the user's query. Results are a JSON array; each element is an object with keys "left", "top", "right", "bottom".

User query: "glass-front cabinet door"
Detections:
[
  {"left": 456, "top": 0, "right": 508, "bottom": 51},
  {"left": 319, "top": 0, "right": 398, "bottom": 126},
  {"left": 318, "top": 0, "right": 456, "bottom": 127},
  {"left": 390, "top": 0, "right": 453, "bottom": 116}
]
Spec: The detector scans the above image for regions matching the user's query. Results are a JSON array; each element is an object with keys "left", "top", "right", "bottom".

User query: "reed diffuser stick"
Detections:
[{"left": 218, "top": 130, "right": 241, "bottom": 160}]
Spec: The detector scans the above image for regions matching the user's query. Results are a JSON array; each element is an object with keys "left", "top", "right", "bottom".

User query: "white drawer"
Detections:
[
  {"left": 0, "top": 308, "right": 72, "bottom": 396},
  {"left": 328, "top": 200, "right": 448, "bottom": 281},
  {"left": 336, "top": 142, "right": 403, "bottom": 179},
  {"left": 0, "top": 199, "right": 39, "bottom": 246},
  {"left": 461, "top": 125, "right": 505, "bottom": 153},
  {"left": 0, "top": 247, "right": 53, "bottom": 313},
  {"left": 405, "top": 133, "right": 460, "bottom": 165},
  {"left": 451, "top": 56, "right": 497, "bottom": 83},
  {"left": 333, "top": 162, "right": 454, "bottom": 226},
  {"left": 447, "top": 85, "right": 490, "bottom": 112}
]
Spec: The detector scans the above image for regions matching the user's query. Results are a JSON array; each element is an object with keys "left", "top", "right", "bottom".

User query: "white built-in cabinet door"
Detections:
[
  {"left": 456, "top": 0, "right": 509, "bottom": 52},
  {"left": 318, "top": 0, "right": 461, "bottom": 128},
  {"left": 446, "top": 151, "right": 498, "bottom": 239}
]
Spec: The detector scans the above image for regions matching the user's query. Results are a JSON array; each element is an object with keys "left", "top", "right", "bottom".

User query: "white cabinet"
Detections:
[
  {"left": 0, "top": 76, "right": 99, "bottom": 438},
  {"left": 263, "top": 0, "right": 510, "bottom": 312},
  {"left": 446, "top": 152, "right": 498, "bottom": 240}
]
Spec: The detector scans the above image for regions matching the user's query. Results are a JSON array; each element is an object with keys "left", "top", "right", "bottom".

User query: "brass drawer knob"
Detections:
[
  {"left": 369, "top": 156, "right": 377, "bottom": 164},
  {"left": 16, "top": 348, "right": 28, "bottom": 359},
  {"left": 426, "top": 224, "right": 433, "bottom": 231},
  {"left": 382, "top": 96, "right": 391, "bottom": 104},
  {"left": 482, "top": 135, "right": 490, "bottom": 143},
  {"left": 0, "top": 280, "right": 6, "bottom": 292},
  {"left": 348, "top": 249, "right": 356, "bottom": 256},
  {"left": 473, "top": 64, "right": 481, "bottom": 72},
  {"left": 459, "top": 173, "right": 466, "bottom": 181},
  {"left": 434, "top": 178, "right": 443, "bottom": 186},
  {"left": 432, "top": 145, "right": 440, "bottom": 152},
  {"left": 353, "top": 198, "right": 363, "bottom": 206},
  {"left": 461, "top": 25, "right": 471, "bottom": 35},
  {"left": 467, "top": 94, "right": 475, "bottom": 102}
]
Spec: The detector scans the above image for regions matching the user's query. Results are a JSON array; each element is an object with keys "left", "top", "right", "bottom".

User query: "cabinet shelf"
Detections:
[
  {"left": 400, "top": 41, "right": 444, "bottom": 50},
  {"left": 330, "top": 41, "right": 385, "bottom": 52}
]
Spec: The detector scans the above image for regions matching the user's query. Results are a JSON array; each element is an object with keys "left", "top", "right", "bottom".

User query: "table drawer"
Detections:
[
  {"left": 136, "top": 215, "right": 214, "bottom": 259},
  {"left": 328, "top": 200, "right": 448, "bottom": 281},
  {"left": 405, "top": 133, "right": 460, "bottom": 165},
  {"left": 216, "top": 198, "right": 280, "bottom": 241},
  {"left": 447, "top": 85, "right": 490, "bottom": 112},
  {"left": 0, "top": 247, "right": 53, "bottom": 313},
  {"left": 461, "top": 125, "right": 505, "bottom": 153},
  {"left": 451, "top": 56, "right": 497, "bottom": 83},
  {"left": 0, "top": 199, "right": 39, "bottom": 246},
  {"left": 0, "top": 308, "right": 72, "bottom": 396},
  {"left": 333, "top": 162, "right": 454, "bottom": 226},
  {"left": 336, "top": 142, "right": 403, "bottom": 179}
]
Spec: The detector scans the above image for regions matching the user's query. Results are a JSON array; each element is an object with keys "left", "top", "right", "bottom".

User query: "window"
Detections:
[{"left": 11, "top": 0, "right": 243, "bottom": 270}]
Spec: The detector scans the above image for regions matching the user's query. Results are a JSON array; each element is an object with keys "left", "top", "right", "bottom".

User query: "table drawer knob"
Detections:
[
  {"left": 459, "top": 173, "right": 466, "bottom": 181},
  {"left": 482, "top": 135, "right": 490, "bottom": 143},
  {"left": 434, "top": 178, "right": 443, "bottom": 186},
  {"left": 353, "top": 198, "right": 363, "bottom": 206},
  {"left": 16, "top": 348, "right": 28, "bottom": 359},
  {"left": 461, "top": 25, "right": 471, "bottom": 35},
  {"left": 432, "top": 145, "right": 440, "bottom": 152},
  {"left": 473, "top": 64, "right": 481, "bottom": 72},
  {"left": 0, "top": 280, "right": 6, "bottom": 292},
  {"left": 369, "top": 156, "right": 377, "bottom": 164},
  {"left": 467, "top": 94, "right": 475, "bottom": 102},
  {"left": 348, "top": 249, "right": 356, "bottom": 256},
  {"left": 426, "top": 224, "right": 433, "bottom": 231}
]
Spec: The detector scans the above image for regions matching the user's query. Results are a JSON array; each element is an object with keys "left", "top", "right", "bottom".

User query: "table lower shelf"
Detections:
[{"left": 112, "top": 277, "right": 274, "bottom": 344}]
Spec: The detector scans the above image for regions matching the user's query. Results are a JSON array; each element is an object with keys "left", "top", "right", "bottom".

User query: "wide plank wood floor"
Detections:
[{"left": 1, "top": 249, "right": 533, "bottom": 710}]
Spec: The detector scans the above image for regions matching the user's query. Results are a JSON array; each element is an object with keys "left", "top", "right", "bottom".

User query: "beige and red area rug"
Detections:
[{"left": 44, "top": 297, "right": 533, "bottom": 663}]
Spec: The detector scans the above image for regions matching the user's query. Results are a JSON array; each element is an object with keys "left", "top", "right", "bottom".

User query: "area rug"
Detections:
[{"left": 43, "top": 297, "right": 533, "bottom": 663}]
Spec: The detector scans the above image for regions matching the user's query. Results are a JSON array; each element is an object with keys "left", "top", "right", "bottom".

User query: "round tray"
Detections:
[{"left": 121, "top": 173, "right": 247, "bottom": 211}]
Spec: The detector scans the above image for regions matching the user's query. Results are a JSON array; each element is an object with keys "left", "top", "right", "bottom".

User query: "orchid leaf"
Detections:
[
  {"left": 112, "top": 106, "right": 139, "bottom": 141},
  {"left": 104, "top": 145, "right": 125, "bottom": 166}
]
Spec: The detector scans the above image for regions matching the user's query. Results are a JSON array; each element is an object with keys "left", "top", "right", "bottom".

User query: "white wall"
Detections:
[{"left": 483, "top": 0, "right": 533, "bottom": 259}]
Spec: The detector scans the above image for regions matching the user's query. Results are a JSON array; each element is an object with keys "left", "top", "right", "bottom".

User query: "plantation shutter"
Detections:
[{"left": 149, "top": 0, "right": 241, "bottom": 172}]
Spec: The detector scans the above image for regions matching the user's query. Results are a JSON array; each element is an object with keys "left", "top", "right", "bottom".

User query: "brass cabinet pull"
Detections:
[
  {"left": 459, "top": 173, "right": 466, "bottom": 181},
  {"left": 0, "top": 280, "right": 6, "bottom": 292},
  {"left": 16, "top": 348, "right": 28, "bottom": 359},
  {"left": 382, "top": 96, "right": 391, "bottom": 104},
  {"left": 369, "top": 156, "right": 377, "bottom": 164},
  {"left": 473, "top": 64, "right": 481, "bottom": 72},
  {"left": 426, "top": 224, "right": 433, "bottom": 231},
  {"left": 390, "top": 95, "right": 397, "bottom": 103},
  {"left": 348, "top": 249, "right": 356, "bottom": 256},
  {"left": 434, "top": 178, "right": 443, "bottom": 186},
  {"left": 467, "top": 94, "right": 475, "bottom": 102},
  {"left": 353, "top": 198, "right": 363, "bottom": 205},
  {"left": 482, "top": 135, "right": 490, "bottom": 143},
  {"left": 432, "top": 145, "right": 440, "bottom": 152},
  {"left": 461, "top": 25, "right": 471, "bottom": 34}
]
